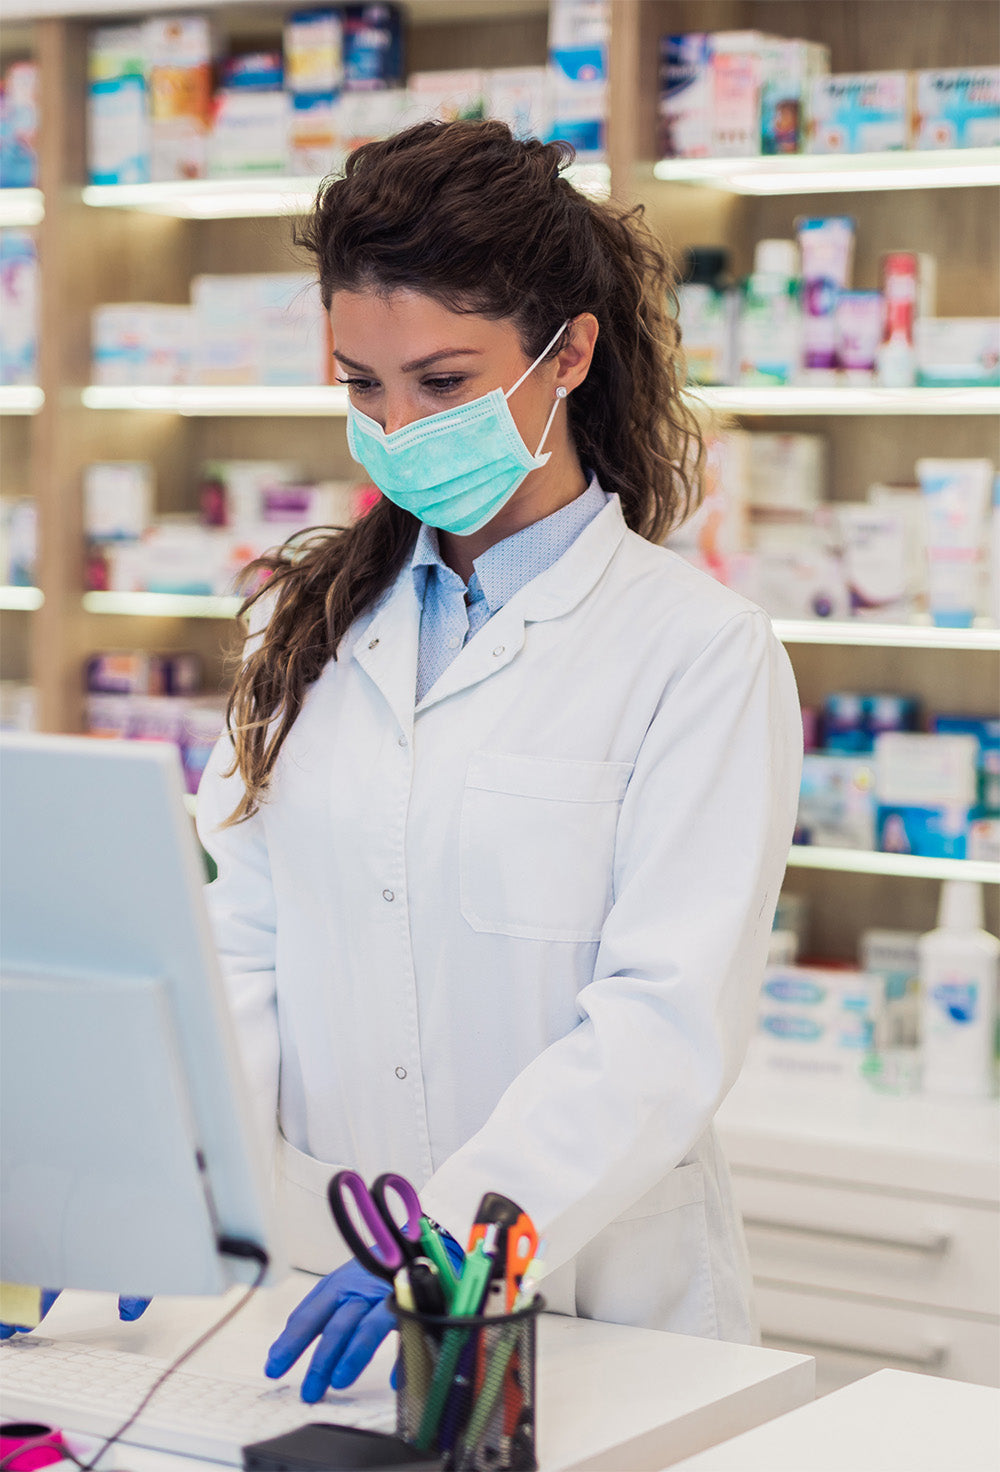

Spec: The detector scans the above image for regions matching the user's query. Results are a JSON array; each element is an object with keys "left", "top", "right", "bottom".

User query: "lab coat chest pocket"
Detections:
[{"left": 459, "top": 753, "right": 632, "bottom": 942}]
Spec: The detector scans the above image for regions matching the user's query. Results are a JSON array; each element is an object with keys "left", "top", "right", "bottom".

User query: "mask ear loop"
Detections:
[
  {"left": 533, "top": 385, "right": 568, "bottom": 458},
  {"left": 505, "top": 320, "right": 571, "bottom": 400}
]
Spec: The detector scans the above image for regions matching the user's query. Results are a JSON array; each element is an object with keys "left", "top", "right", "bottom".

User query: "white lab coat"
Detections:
[{"left": 197, "top": 494, "right": 802, "bottom": 1342}]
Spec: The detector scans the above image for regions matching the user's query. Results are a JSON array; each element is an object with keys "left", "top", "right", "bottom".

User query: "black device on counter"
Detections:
[{"left": 242, "top": 1422, "right": 442, "bottom": 1471}]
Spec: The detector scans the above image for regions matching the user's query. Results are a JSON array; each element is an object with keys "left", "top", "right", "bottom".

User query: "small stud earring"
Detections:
[{"left": 556, "top": 386, "right": 567, "bottom": 399}]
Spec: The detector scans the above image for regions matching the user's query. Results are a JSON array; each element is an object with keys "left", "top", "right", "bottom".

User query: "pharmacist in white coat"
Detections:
[{"left": 197, "top": 120, "right": 803, "bottom": 1405}]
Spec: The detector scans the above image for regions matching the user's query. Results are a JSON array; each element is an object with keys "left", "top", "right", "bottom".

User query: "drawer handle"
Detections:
[
  {"left": 764, "top": 1330, "right": 947, "bottom": 1372},
  {"left": 743, "top": 1216, "right": 952, "bottom": 1257}
]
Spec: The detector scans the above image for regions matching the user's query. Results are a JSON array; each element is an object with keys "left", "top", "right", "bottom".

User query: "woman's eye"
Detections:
[
  {"left": 336, "top": 376, "right": 378, "bottom": 394},
  {"left": 425, "top": 375, "right": 466, "bottom": 395}
]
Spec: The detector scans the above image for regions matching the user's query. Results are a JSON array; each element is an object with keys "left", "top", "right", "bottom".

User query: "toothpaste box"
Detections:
[
  {"left": 87, "top": 26, "right": 150, "bottom": 184},
  {"left": 808, "top": 72, "right": 910, "bottom": 153},
  {"left": 547, "top": 0, "right": 609, "bottom": 162},
  {"left": 486, "top": 67, "right": 550, "bottom": 141},
  {"left": 658, "top": 34, "right": 713, "bottom": 158},
  {"left": 750, "top": 965, "right": 879, "bottom": 1079},
  {"left": 914, "top": 67, "right": 1000, "bottom": 149},
  {"left": 144, "top": 15, "right": 214, "bottom": 181}
]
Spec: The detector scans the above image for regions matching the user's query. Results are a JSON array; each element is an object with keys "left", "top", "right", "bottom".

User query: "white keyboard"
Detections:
[{"left": 0, "top": 1337, "right": 396, "bottom": 1465}]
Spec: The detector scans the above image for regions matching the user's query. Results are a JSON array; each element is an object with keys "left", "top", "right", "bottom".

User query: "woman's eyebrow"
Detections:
[{"left": 333, "top": 348, "right": 483, "bottom": 374}]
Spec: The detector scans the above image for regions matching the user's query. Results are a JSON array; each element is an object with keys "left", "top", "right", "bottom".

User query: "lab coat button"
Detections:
[
  {"left": 397, "top": 734, "right": 407, "bottom": 747},
  {"left": 382, "top": 888, "right": 395, "bottom": 902},
  {"left": 395, "top": 1066, "right": 407, "bottom": 1079},
  {"left": 493, "top": 645, "right": 505, "bottom": 657}
]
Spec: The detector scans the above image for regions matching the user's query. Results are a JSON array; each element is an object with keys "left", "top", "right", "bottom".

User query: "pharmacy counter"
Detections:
[
  {"left": 668, "top": 1367, "right": 1000, "bottom": 1471},
  {"left": 0, "top": 1272, "right": 814, "bottom": 1471}
]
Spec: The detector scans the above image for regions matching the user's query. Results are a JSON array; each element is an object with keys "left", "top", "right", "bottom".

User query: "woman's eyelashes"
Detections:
[{"left": 335, "top": 373, "right": 470, "bottom": 398}]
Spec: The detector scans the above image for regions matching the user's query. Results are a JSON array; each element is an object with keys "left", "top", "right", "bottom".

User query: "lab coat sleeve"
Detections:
[
  {"left": 195, "top": 619, "right": 280, "bottom": 1151},
  {"left": 418, "top": 607, "right": 802, "bottom": 1274}
]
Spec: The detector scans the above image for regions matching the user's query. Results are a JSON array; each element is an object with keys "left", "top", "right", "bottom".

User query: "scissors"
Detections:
[{"left": 327, "top": 1169, "right": 448, "bottom": 1315}]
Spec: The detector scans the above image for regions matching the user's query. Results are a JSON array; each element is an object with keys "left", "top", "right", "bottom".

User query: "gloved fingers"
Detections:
[
  {"left": 265, "top": 1277, "right": 349, "bottom": 1379},
  {"left": 118, "top": 1296, "right": 151, "bottom": 1321},
  {"left": 390, "top": 1353, "right": 400, "bottom": 1392},
  {"left": 300, "top": 1296, "right": 372, "bottom": 1404},
  {"left": 329, "top": 1296, "right": 396, "bottom": 1391}
]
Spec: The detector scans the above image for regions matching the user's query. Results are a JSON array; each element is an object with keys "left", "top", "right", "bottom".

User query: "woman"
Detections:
[{"left": 197, "top": 120, "right": 802, "bottom": 1406}]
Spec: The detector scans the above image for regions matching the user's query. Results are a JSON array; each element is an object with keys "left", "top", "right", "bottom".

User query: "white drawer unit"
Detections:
[{"left": 717, "top": 1074, "right": 1000, "bottom": 1393}]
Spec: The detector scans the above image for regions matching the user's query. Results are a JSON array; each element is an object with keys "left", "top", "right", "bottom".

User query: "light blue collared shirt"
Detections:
[{"left": 411, "top": 477, "right": 609, "bottom": 705}]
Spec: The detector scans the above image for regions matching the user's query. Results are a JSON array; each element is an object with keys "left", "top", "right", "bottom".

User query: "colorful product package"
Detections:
[
  {"left": 547, "top": 0, "right": 609, "bottom": 162},
  {"left": 760, "top": 38, "right": 830, "bottom": 154},
  {"left": 822, "top": 692, "right": 919, "bottom": 754},
  {"left": 795, "top": 753, "right": 877, "bottom": 848},
  {"left": 749, "top": 965, "right": 880, "bottom": 1080},
  {"left": 209, "top": 52, "right": 289, "bottom": 176},
  {"left": 837, "top": 503, "right": 909, "bottom": 621},
  {"left": 914, "top": 68, "right": 1000, "bottom": 150},
  {"left": 0, "top": 60, "right": 38, "bottom": 188},
  {"left": 343, "top": 3, "right": 404, "bottom": 92},
  {"left": 708, "top": 31, "right": 766, "bottom": 157},
  {"left": 915, "top": 318, "right": 1000, "bottom": 389},
  {"left": 87, "top": 24, "right": 150, "bottom": 184},
  {"left": 84, "top": 462, "right": 155, "bottom": 542},
  {"left": 834, "top": 291, "right": 882, "bottom": 379},
  {"left": 0, "top": 231, "right": 37, "bottom": 387},
  {"left": 285, "top": 8, "right": 343, "bottom": 173},
  {"left": 658, "top": 33, "right": 712, "bottom": 158},
  {"left": 931, "top": 716, "right": 1000, "bottom": 816},
  {"left": 808, "top": 72, "right": 910, "bottom": 153},
  {"left": 144, "top": 14, "right": 214, "bottom": 181},
  {"left": 407, "top": 71, "right": 486, "bottom": 124},
  {"left": 91, "top": 303, "right": 192, "bottom": 386},
  {"left": 875, "top": 730, "right": 979, "bottom": 859}
]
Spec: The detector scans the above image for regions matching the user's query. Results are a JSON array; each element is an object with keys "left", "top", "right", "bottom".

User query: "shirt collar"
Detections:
[{"left": 410, "top": 474, "right": 608, "bottom": 615}]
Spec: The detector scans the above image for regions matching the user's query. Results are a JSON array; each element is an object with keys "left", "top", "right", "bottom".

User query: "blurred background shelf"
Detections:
[
  {"left": 787, "top": 846, "right": 1000, "bottom": 885},
  {"left": 82, "top": 591, "right": 243, "bottom": 619},
  {"left": 694, "top": 386, "right": 1000, "bottom": 416},
  {"left": 81, "top": 385, "right": 350, "bottom": 415},
  {"left": 651, "top": 146, "right": 1000, "bottom": 194},
  {"left": 0, "top": 386, "right": 44, "bottom": 414},
  {"left": 771, "top": 620, "right": 1000, "bottom": 651},
  {"left": 0, "top": 187, "right": 44, "bottom": 225},
  {"left": 0, "top": 585, "right": 44, "bottom": 611}
]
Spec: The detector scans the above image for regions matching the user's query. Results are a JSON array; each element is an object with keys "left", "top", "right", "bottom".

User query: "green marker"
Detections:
[
  {"left": 414, "top": 1227, "right": 497, "bottom": 1452},
  {"left": 418, "top": 1217, "right": 460, "bottom": 1307}
]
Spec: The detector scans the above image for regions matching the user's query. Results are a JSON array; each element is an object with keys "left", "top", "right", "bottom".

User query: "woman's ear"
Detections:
[{"left": 556, "top": 314, "right": 600, "bottom": 394}]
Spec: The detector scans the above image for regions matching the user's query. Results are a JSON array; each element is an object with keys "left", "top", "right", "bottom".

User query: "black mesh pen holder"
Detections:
[{"left": 391, "top": 1295, "right": 543, "bottom": 1472}]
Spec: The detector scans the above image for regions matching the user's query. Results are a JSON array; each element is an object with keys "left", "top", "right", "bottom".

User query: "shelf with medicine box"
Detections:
[
  {"left": 0, "top": 585, "right": 43, "bottom": 611},
  {"left": 0, "top": 188, "right": 44, "bottom": 225},
  {"left": 0, "top": 387, "right": 43, "bottom": 414},
  {"left": 786, "top": 846, "right": 1000, "bottom": 886},
  {"left": 651, "top": 148, "right": 1000, "bottom": 195}
]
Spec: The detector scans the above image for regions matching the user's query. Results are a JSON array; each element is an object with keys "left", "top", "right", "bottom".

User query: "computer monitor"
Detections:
[{"left": 0, "top": 732, "right": 283, "bottom": 1298}]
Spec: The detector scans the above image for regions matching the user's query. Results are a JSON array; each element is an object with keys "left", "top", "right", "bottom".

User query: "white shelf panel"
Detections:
[
  {"left": 773, "top": 619, "right": 1000, "bottom": 651},
  {"left": 692, "top": 385, "right": 1000, "bottom": 417},
  {"left": 83, "top": 591, "right": 243, "bottom": 619},
  {"left": 82, "top": 385, "right": 349, "bottom": 416},
  {"left": 0, "top": 386, "right": 43, "bottom": 414},
  {"left": 652, "top": 148, "right": 1000, "bottom": 195},
  {"left": 81, "top": 161, "right": 609, "bottom": 218},
  {"left": 787, "top": 846, "right": 1000, "bottom": 885},
  {"left": 0, "top": 585, "right": 43, "bottom": 611},
  {"left": 0, "top": 188, "right": 44, "bottom": 226},
  {"left": 7, "top": 0, "right": 548, "bottom": 19}
]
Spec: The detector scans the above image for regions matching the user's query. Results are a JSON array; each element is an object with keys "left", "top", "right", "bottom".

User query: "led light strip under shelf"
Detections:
[
  {"left": 0, "top": 386, "right": 44, "bottom": 414},
  {"left": 787, "top": 847, "right": 1000, "bottom": 885},
  {"left": 0, "top": 188, "right": 44, "bottom": 226},
  {"left": 0, "top": 586, "right": 43, "bottom": 611},
  {"left": 652, "top": 147, "right": 1000, "bottom": 194}
]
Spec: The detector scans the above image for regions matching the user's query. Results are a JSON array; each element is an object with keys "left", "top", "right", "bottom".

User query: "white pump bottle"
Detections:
[{"left": 918, "top": 880, "right": 999, "bottom": 1098}]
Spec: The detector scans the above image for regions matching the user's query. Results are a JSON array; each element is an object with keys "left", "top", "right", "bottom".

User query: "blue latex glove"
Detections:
[
  {"left": 265, "top": 1258, "right": 394, "bottom": 1404},
  {"left": 0, "top": 1290, "right": 150, "bottom": 1339},
  {"left": 266, "top": 1231, "right": 466, "bottom": 1405}
]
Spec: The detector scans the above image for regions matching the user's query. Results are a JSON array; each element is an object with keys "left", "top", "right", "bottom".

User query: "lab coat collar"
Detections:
[{"left": 352, "top": 494, "right": 628, "bottom": 720}]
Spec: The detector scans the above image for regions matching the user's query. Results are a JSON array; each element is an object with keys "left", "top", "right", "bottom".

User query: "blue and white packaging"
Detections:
[
  {"left": 750, "top": 965, "right": 879, "bottom": 1079},
  {"left": 875, "top": 730, "right": 979, "bottom": 860},
  {"left": 285, "top": 8, "right": 343, "bottom": 173},
  {"left": 547, "top": 0, "right": 608, "bottom": 162},
  {"left": 796, "top": 752, "right": 876, "bottom": 849},
  {"left": 486, "top": 68, "right": 550, "bottom": 141},
  {"left": 658, "top": 34, "right": 712, "bottom": 158},
  {"left": 0, "top": 61, "right": 38, "bottom": 188},
  {"left": 914, "top": 68, "right": 1000, "bottom": 150},
  {"left": 87, "top": 26, "right": 150, "bottom": 185},
  {"left": 808, "top": 72, "right": 910, "bottom": 153}
]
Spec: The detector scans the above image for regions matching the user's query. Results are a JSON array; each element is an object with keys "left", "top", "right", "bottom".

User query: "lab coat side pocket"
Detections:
[
  {"left": 573, "top": 1162, "right": 719, "bottom": 1339},
  {"left": 459, "top": 753, "right": 633, "bottom": 943},
  {"left": 275, "top": 1130, "right": 352, "bottom": 1277}
]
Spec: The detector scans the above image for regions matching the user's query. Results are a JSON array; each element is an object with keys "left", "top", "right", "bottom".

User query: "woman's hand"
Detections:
[{"left": 264, "top": 1259, "right": 395, "bottom": 1404}]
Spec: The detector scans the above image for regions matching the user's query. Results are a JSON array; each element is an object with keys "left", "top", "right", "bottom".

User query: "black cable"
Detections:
[{"left": 0, "top": 1242, "right": 269, "bottom": 1472}]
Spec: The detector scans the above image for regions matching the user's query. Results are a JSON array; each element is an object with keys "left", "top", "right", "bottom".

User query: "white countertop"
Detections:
[
  {"left": 668, "top": 1367, "right": 1000, "bottom": 1471},
  {"left": 0, "top": 1272, "right": 814, "bottom": 1472},
  {"left": 717, "top": 1072, "right": 1000, "bottom": 1203}
]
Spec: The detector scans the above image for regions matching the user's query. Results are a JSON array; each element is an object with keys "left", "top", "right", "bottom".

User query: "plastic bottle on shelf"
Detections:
[
  {"left": 918, "top": 880, "right": 999, "bottom": 1099},
  {"left": 677, "top": 247, "right": 737, "bottom": 386},
  {"left": 738, "top": 238, "right": 802, "bottom": 387}
]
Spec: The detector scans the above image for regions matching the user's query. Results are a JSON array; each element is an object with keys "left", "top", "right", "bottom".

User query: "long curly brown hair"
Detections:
[{"left": 223, "top": 120, "right": 701, "bottom": 823}]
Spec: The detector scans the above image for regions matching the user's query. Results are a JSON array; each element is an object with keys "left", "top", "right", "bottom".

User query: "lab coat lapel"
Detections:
[
  {"left": 351, "top": 573, "right": 420, "bottom": 737},
  {"left": 415, "top": 496, "right": 628, "bottom": 714}
]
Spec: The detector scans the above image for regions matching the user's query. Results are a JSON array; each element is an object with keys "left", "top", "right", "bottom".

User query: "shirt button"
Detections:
[
  {"left": 395, "top": 1066, "right": 407, "bottom": 1080},
  {"left": 447, "top": 636, "right": 460, "bottom": 650},
  {"left": 382, "top": 888, "right": 395, "bottom": 902},
  {"left": 368, "top": 637, "right": 380, "bottom": 650},
  {"left": 493, "top": 645, "right": 505, "bottom": 657}
]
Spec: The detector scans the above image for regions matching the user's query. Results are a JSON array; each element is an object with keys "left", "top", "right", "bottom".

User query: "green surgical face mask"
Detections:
[{"left": 346, "top": 321, "right": 569, "bottom": 535}]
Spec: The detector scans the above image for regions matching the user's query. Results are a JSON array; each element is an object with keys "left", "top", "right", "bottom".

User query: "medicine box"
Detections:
[
  {"left": 91, "top": 303, "right": 192, "bottom": 386},
  {"left": 486, "top": 68, "right": 550, "bottom": 141},
  {"left": 760, "top": 38, "right": 830, "bottom": 155},
  {"left": 338, "top": 88, "right": 409, "bottom": 149},
  {"left": 0, "top": 231, "right": 38, "bottom": 387},
  {"left": 709, "top": 31, "right": 766, "bottom": 158},
  {"left": 343, "top": 3, "right": 404, "bottom": 92},
  {"left": 750, "top": 965, "right": 879, "bottom": 1079},
  {"left": 658, "top": 33, "right": 712, "bottom": 158},
  {"left": 745, "top": 432, "right": 827, "bottom": 512},
  {"left": 284, "top": 8, "right": 344, "bottom": 96},
  {"left": 808, "top": 72, "right": 910, "bottom": 153},
  {"left": 87, "top": 26, "right": 149, "bottom": 185},
  {"left": 0, "top": 60, "right": 38, "bottom": 188},
  {"left": 407, "top": 71, "right": 486, "bottom": 124},
  {"left": 209, "top": 89, "right": 290, "bottom": 176},
  {"left": 914, "top": 67, "right": 1000, "bottom": 149},
  {"left": 874, "top": 730, "right": 979, "bottom": 860},
  {"left": 915, "top": 318, "right": 1000, "bottom": 389},
  {"left": 144, "top": 15, "right": 214, "bottom": 181},
  {"left": 547, "top": 0, "right": 609, "bottom": 162},
  {"left": 84, "top": 462, "right": 155, "bottom": 542},
  {"left": 796, "top": 753, "right": 876, "bottom": 849}
]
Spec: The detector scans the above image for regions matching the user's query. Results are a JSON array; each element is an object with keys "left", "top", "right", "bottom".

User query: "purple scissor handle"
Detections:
[{"left": 327, "top": 1169, "right": 424, "bottom": 1283}]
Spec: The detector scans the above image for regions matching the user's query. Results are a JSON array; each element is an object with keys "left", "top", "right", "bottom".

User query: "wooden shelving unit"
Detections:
[{"left": 1, "top": 0, "right": 998, "bottom": 942}]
